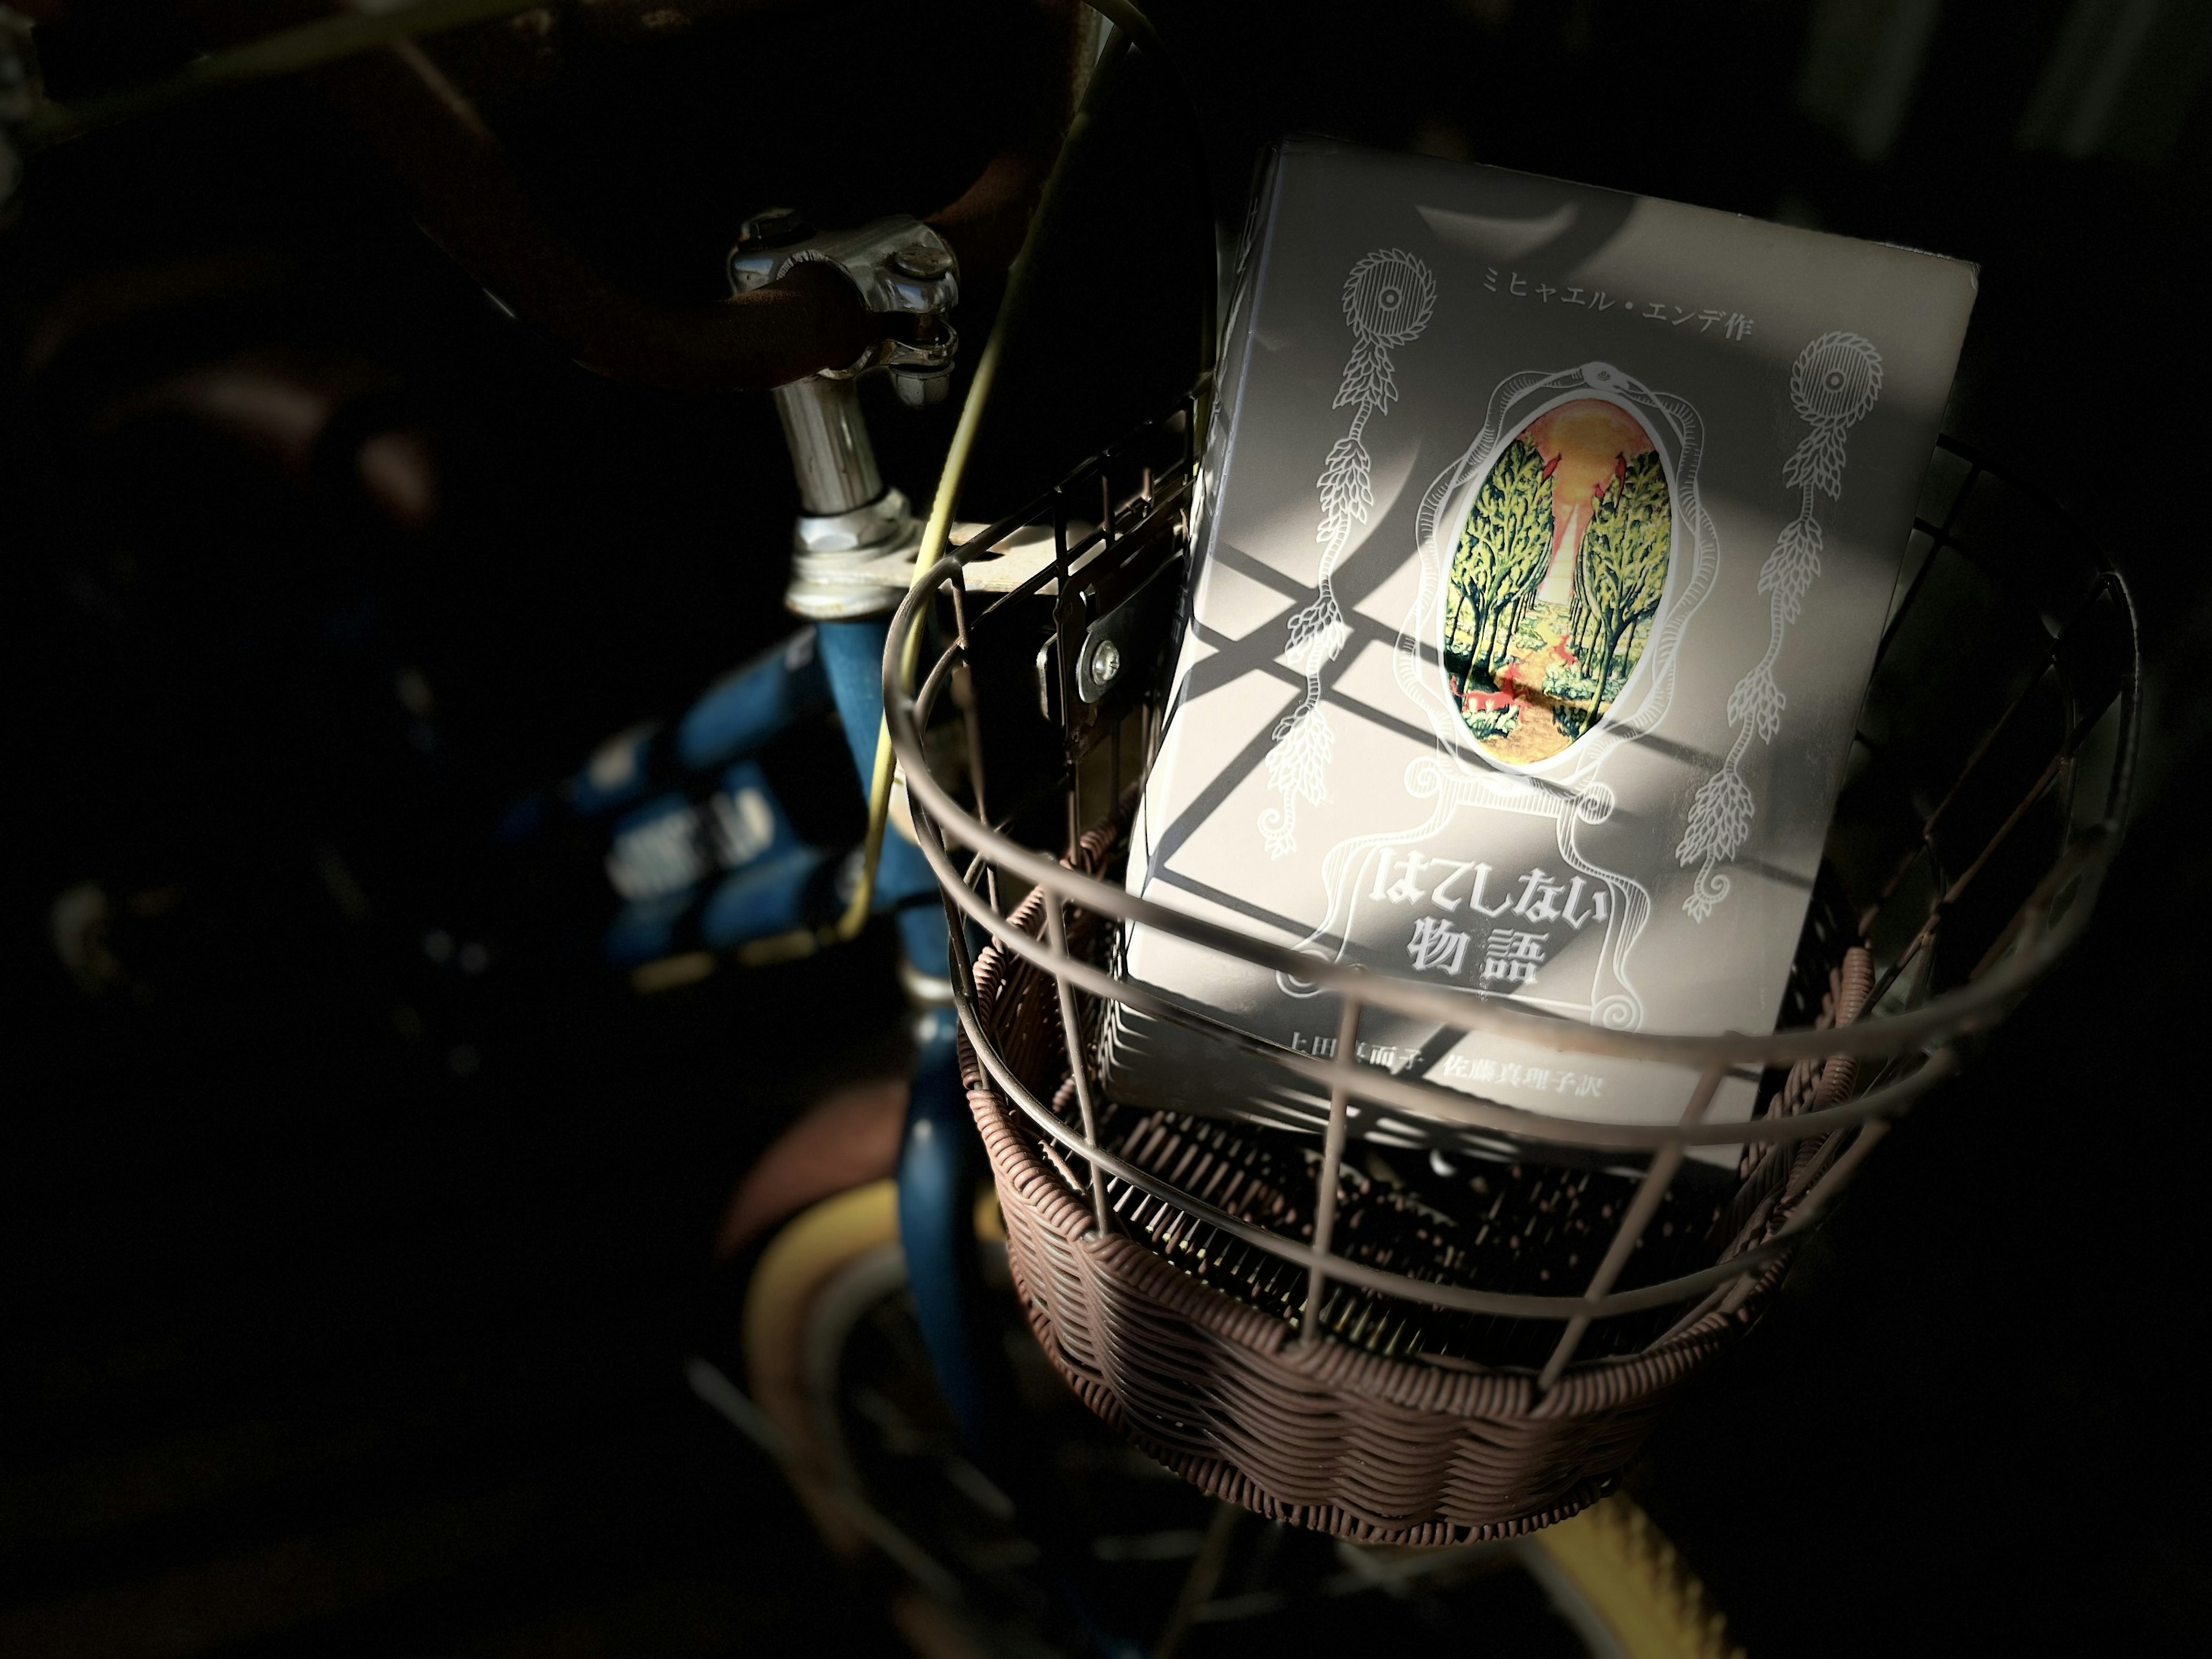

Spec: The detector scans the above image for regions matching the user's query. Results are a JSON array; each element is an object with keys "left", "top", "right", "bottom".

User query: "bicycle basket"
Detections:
[{"left": 882, "top": 400, "right": 2138, "bottom": 1541}]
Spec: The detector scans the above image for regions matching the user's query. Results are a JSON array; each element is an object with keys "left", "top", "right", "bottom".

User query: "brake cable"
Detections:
[
  {"left": 822, "top": 22, "right": 1138, "bottom": 953},
  {"left": 13, "top": 0, "right": 552, "bottom": 149}
]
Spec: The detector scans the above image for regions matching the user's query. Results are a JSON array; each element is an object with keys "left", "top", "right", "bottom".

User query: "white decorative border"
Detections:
[
  {"left": 1259, "top": 248, "right": 1437, "bottom": 858},
  {"left": 1677, "top": 332, "right": 1883, "bottom": 921},
  {"left": 1276, "top": 361, "right": 1720, "bottom": 1033}
]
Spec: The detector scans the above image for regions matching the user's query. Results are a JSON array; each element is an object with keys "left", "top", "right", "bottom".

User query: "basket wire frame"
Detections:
[{"left": 886, "top": 414, "right": 2139, "bottom": 1395}]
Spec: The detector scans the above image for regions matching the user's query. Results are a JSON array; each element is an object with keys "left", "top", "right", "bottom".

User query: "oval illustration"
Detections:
[{"left": 1442, "top": 397, "right": 1672, "bottom": 764}]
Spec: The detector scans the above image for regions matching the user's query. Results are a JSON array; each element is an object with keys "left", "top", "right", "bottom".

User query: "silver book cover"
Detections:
[{"left": 1104, "top": 138, "right": 1976, "bottom": 1167}]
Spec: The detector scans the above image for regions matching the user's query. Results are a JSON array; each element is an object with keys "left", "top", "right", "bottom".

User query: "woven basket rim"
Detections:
[
  {"left": 959, "top": 872, "right": 1782, "bottom": 1407},
  {"left": 889, "top": 569, "right": 2126, "bottom": 1081},
  {"left": 953, "top": 825, "right": 1805, "bottom": 1537}
]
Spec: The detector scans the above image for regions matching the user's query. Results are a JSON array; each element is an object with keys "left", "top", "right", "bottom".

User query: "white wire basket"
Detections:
[{"left": 881, "top": 402, "right": 2139, "bottom": 1538}]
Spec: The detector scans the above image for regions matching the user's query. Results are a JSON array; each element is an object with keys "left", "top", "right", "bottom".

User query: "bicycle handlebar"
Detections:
[
  {"left": 318, "top": 40, "right": 890, "bottom": 392},
  {"left": 123, "top": 0, "right": 1075, "bottom": 392}
]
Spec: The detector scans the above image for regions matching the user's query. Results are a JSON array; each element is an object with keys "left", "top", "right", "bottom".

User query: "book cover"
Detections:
[{"left": 1106, "top": 138, "right": 1976, "bottom": 1165}]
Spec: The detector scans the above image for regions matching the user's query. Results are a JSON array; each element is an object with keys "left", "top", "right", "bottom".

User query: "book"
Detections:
[{"left": 1105, "top": 138, "right": 1976, "bottom": 1168}]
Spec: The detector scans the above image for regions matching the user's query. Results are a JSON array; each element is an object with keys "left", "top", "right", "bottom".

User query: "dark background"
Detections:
[{"left": 5, "top": 1, "right": 2209, "bottom": 1654}]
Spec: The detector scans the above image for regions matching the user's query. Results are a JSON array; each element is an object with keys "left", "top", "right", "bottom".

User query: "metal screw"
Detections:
[
  {"left": 1089, "top": 638, "right": 1122, "bottom": 687},
  {"left": 890, "top": 242, "right": 955, "bottom": 281}
]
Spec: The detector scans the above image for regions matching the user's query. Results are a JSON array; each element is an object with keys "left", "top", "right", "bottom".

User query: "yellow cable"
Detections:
[
  {"left": 646, "top": 24, "right": 1143, "bottom": 989},
  {"left": 824, "top": 26, "right": 1135, "bottom": 947}
]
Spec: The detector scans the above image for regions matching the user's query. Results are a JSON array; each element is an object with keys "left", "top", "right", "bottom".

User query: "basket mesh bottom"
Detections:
[
  {"left": 1028, "top": 1093, "right": 1731, "bottom": 1371},
  {"left": 998, "top": 849, "right": 1858, "bottom": 1372},
  {"left": 953, "top": 820, "right": 1863, "bottom": 1533}
]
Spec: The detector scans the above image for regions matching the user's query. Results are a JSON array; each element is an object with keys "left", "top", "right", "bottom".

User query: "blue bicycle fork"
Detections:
[{"left": 796, "top": 378, "right": 1130, "bottom": 1652}]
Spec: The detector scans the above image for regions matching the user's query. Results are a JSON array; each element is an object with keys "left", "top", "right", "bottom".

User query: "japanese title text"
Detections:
[{"left": 1369, "top": 853, "right": 1610, "bottom": 990}]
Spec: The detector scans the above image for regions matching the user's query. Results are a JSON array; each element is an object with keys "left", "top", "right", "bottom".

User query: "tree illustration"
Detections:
[
  {"left": 1445, "top": 438, "right": 1555, "bottom": 693},
  {"left": 1575, "top": 450, "right": 1670, "bottom": 719},
  {"left": 1567, "top": 467, "right": 1616, "bottom": 654}
]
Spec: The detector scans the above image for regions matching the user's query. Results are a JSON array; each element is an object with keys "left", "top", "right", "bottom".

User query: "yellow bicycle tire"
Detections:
[
  {"left": 743, "top": 1181, "right": 1744, "bottom": 1658},
  {"left": 1533, "top": 1497, "right": 1745, "bottom": 1659}
]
